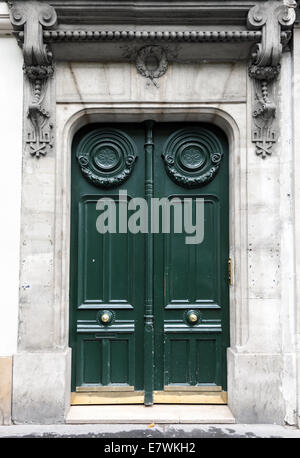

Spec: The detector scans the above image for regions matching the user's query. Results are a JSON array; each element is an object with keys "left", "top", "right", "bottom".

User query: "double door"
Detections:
[{"left": 70, "top": 121, "right": 229, "bottom": 404}]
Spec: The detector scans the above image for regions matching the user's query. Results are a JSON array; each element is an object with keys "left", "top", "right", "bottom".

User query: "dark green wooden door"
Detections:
[{"left": 70, "top": 121, "right": 229, "bottom": 403}]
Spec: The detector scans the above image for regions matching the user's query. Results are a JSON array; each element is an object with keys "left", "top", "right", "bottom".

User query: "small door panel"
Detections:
[
  {"left": 76, "top": 333, "right": 135, "bottom": 389},
  {"left": 164, "top": 334, "right": 221, "bottom": 387}
]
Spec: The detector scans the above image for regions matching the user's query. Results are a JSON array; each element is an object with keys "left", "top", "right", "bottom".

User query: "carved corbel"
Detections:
[
  {"left": 9, "top": 1, "right": 57, "bottom": 157},
  {"left": 247, "top": 0, "right": 296, "bottom": 158}
]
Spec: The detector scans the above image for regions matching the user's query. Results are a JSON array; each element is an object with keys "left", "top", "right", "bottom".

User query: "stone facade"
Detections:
[{"left": 0, "top": 0, "right": 300, "bottom": 426}]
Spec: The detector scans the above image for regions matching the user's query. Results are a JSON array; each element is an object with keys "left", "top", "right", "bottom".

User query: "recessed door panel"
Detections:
[
  {"left": 163, "top": 196, "right": 221, "bottom": 308},
  {"left": 78, "top": 196, "right": 136, "bottom": 309}
]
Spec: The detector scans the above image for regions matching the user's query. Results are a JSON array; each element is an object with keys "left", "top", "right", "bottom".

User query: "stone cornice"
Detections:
[
  {"left": 7, "top": 0, "right": 297, "bottom": 160},
  {"left": 0, "top": 4, "right": 12, "bottom": 35},
  {"left": 0, "top": 14, "right": 12, "bottom": 35},
  {"left": 7, "top": 0, "right": 298, "bottom": 28},
  {"left": 20, "top": 1, "right": 275, "bottom": 26}
]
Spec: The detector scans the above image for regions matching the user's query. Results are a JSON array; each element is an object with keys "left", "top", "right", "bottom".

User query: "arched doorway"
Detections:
[{"left": 69, "top": 121, "right": 229, "bottom": 405}]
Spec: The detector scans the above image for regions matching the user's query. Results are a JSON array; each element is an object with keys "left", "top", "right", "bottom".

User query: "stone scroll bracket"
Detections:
[
  {"left": 9, "top": 1, "right": 57, "bottom": 158},
  {"left": 247, "top": 0, "right": 296, "bottom": 158}
]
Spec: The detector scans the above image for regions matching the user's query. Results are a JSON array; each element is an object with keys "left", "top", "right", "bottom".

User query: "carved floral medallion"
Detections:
[
  {"left": 76, "top": 129, "right": 138, "bottom": 188},
  {"left": 162, "top": 128, "right": 224, "bottom": 188}
]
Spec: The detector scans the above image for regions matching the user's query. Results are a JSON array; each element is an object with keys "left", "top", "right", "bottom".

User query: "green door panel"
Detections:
[
  {"left": 76, "top": 333, "right": 135, "bottom": 387},
  {"left": 153, "top": 123, "right": 229, "bottom": 392},
  {"left": 161, "top": 196, "right": 221, "bottom": 308},
  {"left": 70, "top": 124, "right": 145, "bottom": 392},
  {"left": 77, "top": 195, "right": 136, "bottom": 309},
  {"left": 164, "top": 333, "right": 222, "bottom": 387},
  {"left": 70, "top": 121, "right": 229, "bottom": 398}
]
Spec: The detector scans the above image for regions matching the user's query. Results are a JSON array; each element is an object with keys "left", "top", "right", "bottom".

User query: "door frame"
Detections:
[{"left": 54, "top": 102, "right": 248, "bottom": 410}]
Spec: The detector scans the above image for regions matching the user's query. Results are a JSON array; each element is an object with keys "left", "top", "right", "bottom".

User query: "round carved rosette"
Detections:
[
  {"left": 76, "top": 129, "right": 138, "bottom": 188},
  {"left": 162, "top": 128, "right": 224, "bottom": 188}
]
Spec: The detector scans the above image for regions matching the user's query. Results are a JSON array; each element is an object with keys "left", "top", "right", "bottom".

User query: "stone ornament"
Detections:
[
  {"left": 76, "top": 129, "right": 138, "bottom": 188},
  {"left": 162, "top": 128, "right": 223, "bottom": 188},
  {"left": 247, "top": 0, "right": 296, "bottom": 158},
  {"left": 136, "top": 45, "right": 168, "bottom": 87},
  {"left": 9, "top": 1, "right": 57, "bottom": 157}
]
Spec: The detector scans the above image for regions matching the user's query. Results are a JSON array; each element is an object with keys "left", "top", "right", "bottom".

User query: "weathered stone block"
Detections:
[
  {"left": 227, "top": 348, "right": 291, "bottom": 424},
  {"left": 12, "top": 350, "right": 71, "bottom": 424}
]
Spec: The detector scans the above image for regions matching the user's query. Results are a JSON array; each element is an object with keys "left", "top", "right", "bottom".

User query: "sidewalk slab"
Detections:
[{"left": 1, "top": 423, "right": 300, "bottom": 438}]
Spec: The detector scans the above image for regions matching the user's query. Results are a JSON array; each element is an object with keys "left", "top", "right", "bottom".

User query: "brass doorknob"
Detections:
[
  {"left": 97, "top": 310, "right": 114, "bottom": 326},
  {"left": 101, "top": 313, "right": 110, "bottom": 323},
  {"left": 189, "top": 313, "right": 198, "bottom": 323},
  {"left": 186, "top": 310, "right": 199, "bottom": 324}
]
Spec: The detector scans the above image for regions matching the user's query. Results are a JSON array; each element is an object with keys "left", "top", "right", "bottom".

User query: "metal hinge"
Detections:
[{"left": 228, "top": 258, "right": 233, "bottom": 286}]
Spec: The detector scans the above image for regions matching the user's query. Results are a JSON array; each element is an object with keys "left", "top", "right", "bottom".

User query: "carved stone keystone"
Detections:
[
  {"left": 9, "top": 1, "right": 57, "bottom": 157},
  {"left": 136, "top": 45, "right": 168, "bottom": 87},
  {"left": 247, "top": 0, "right": 296, "bottom": 158}
]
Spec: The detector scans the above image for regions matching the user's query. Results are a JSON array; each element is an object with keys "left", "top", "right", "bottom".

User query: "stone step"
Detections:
[{"left": 66, "top": 405, "right": 235, "bottom": 424}]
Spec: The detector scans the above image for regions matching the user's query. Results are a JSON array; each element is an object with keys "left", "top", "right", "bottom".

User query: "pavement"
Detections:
[{"left": 0, "top": 423, "right": 300, "bottom": 438}]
